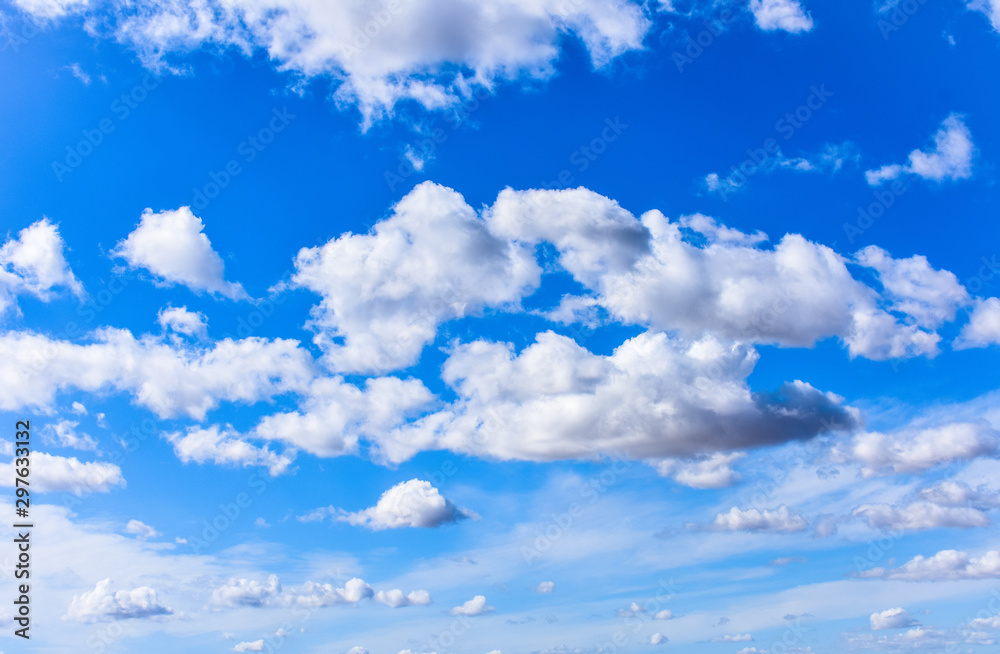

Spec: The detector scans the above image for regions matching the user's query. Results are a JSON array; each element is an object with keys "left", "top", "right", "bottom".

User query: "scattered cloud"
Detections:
[
  {"left": 865, "top": 114, "right": 975, "bottom": 185},
  {"left": 870, "top": 607, "right": 921, "bottom": 630},
  {"left": 706, "top": 505, "right": 808, "bottom": 532},
  {"left": 749, "top": 0, "right": 814, "bottom": 33},
  {"left": 65, "top": 578, "right": 172, "bottom": 622},
  {"left": 450, "top": 595, "right": 494, "bottom": 616}
]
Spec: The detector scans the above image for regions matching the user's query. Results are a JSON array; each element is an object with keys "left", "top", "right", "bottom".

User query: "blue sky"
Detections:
[{"left": 1, "top": 0, "right": 1000, "bottom": 652}]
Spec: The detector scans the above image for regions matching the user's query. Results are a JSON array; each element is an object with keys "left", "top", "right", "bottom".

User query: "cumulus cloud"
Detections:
[
  {"left": 112, "top": 207, "right": 247, "bottom": 299},
  {"left": 857, "top": 549, "right": 1000, "bottom": 581},
  {"left": 254, "top": 376, "right": 433, "bottom": 459},
  {"left": 0, "top": 218, "right": 84, "bottom": 317},
  {"left": 43, "top": 419, "right": 98, "bottom": 451},
  {"left": 837, "top": 422, "right": 1000, "bottom": 476},
  {"left": 865, "top": 114, "right": 975, "bottom": 185},
  {"left": 233, "top": 641, "right": 265, "bottom": 652},
  {"left": 652, "top": 452, "right": 745, "bottom": 489},
  {"left": 650, "top": 632, "right": 668, "bottom": 644},
  {"left": 165, "top": 425, "right": 294, "bottom": 476},
  {"left": 0, "top": 328, "right": 313, "bottom": 419},
  {"left": 535, "top": 581, "right": 555, "bottom": 594},
  {"left": 749, "top": 0, "right": 814, "bottom": 32},
  {"left": 288, "top": 182, "right": 539, "bottom": 373},
  {"left": 451, "top": 595, "right": 494, "bottom": 616},
  {"left": 956, "top": 298, "right": 1000, "bottom": 349},
  {"left": 855, "top": 246, "right": 970, "bottom": 330},
  {"left": 158, "top": 305, "right": 209, "bottom": 339},
  {"left": 210, "top": 575, "right": 375, "bottom": 608},
  {"left": 969, "top": 0, "right": 1000, "bottom": 31},
  {"left": 870, "top": 607, "right": 921, "bottom": 630},
  {"left": 706, "top": 505, "right": 808, "bottom": 532},
  {"left": 4, "top": 452, "right": 124, "bottom": 494},
  {"left": 853, "top": 501, "right": 990, "bottom": 531},
  {"left": 329, "top": 479, "right": 476, "bottom": 530},
  {"left": 65, "top": 578, "right": 173, "bottom": 622},
  {"left": 919, "top": 480, "right": 1000, "bottom": 508},
  {"left": 16, "top": 0, "right": 649, "bottom": 126},
  {"left": 124, "top": 519, "right": 160, "bottom": 539},
  {"left": 385, "top": 330, "right": 856, "bottom": 464},
  {"left": 374, "top": 589, "right": 432, "bottom": 608}
]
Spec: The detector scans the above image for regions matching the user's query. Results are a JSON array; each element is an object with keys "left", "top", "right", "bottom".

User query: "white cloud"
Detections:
[
  {"left": 11, "top": 0, "right": 88, "bottom": 19},
  {"left": 956, "top": 297, "right": 1000, "bottom": 349},
  {"left": 655, "top": 609, "right": 673, "bottom": 619},
  {"left": 652, "top": 452, "right": 745, "bottom": 489},
  {"left": 335, "top": 479, "right": 476, "bottom": 530},
  {"left": 919, "top": 480, "right": 1000, "bottom": 508},
  {"left": 535, "top": 581, "right": 555, "bottom": 593},
  {"left": 388, "top": 330, "right": 856, "bottom": 464},
  {"left": 858, "top": 549, "right": 1000, "bottom": 581},
  {"left": 969, "top": 0, "right": 1000, "bottom": 30},
  {"left": 210, "top": 575, "right": 376, "bottom": 609},
  {"left": 19, "top": 0, "right": 649, "bottom": 126},
  {"left": 846, "top": 627, "right": 954, "bottom": 651},
  {"left": 450, "top": 595, "right": 494, "bottom": 616},
  {"left": 67, "top": 62, "right": 91, "bottom": 84},
  {"left": 650, "top": 632, "right": 668, "bottom": 644},
  {"left": 837, "top": 422, "right": 1000, "bottom": 476},
  {"left": 71, "top": 401, "right": 87, "bottom": 414},
  {"left": 716, "top": 633, "right": 753, "bottom": 642},
  {"left": 749, "top": 0, "right": 814, "bottom": 33},
  {"left": 65, "top": 578, "right": 173, "bottom": 621},
  {"left": 233, "top": 640, "right": 265, "bottom": 652},
  {"left": 854, "top": 501, "right": 990, "bottom": 531},
  {"left": 112, "top": 207, "right": 247, "bottom": 299},
  {"left": 158, "top": 305, "right": 209, "bottom": 339},
  {"left": 0, "top": 218, "right": 84, "bottom": 318},
  {"left": 968, "top": 614, "right": 1000, "bottom": 629},
  {"left": 865, "top": 114, "right": 975, "bottom": 185},
  {"left": 0, "top": 328, "right": 313, "bottom": 420},
  {"left": 346, "top": 648, "right": 369, "bottom": 654},
  {"left": 288, "top": 182, "right": 539, "bottom": 373},
  {"left": 124, "top": 519, "right": 160, "bottom": 539},
  {"left": 254, "top": 375, "right": 432, "bottom": 459},
  {"left": 43, "top": 419, "right": 98, "bottom": 451},
  {"left": 855, "top": 246, "right": 970, "bottom": 329},
  {"left": 3, "top": 452, "right": 124, "bottom": 494},
  {"left": 374, "top": 589, "right": 432, "bottom": 608},
  {"left": 707, "top": 505, "right": 808, "bottom": 532},
  {"left": 165, "top": 425, "right": 294, "bottom": 476},
  {"left": 870, "top": 607, "right": 921, "bottom": 630}
]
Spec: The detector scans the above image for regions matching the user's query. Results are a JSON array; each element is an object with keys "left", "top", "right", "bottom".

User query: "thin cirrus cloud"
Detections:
[
  {"left": 111, "top": 207, "right": 247, "bottom": 300},
  {"left": 865, "top": 114, "right": 975, "bottom": 186}
]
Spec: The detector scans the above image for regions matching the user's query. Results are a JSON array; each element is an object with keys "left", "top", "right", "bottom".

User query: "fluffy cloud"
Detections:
[
  {"left": 43, "top": 419, "right": 98, "bottom": 451},
  {"left": 870, "top": 607, "right": 921, "bottom": 630},
  {"left": 386, "top": 330, "right": 856, "bottom": 464},
  {"left": 0, "top": 328, "right": 313, "bottom": 419},
  {"left": 374, "top": 589, "right": 432, "bottom": 608},
  {"left": 837, "top": 422, "right": 1000, "bottom": 476},
  {"left": 857, "top": 549, "right": 1000, "bottom": 581},
  {"left": 535, "top": 581, "right": 555, "bottom": 594},
  {"left": 854, "top": 246, "right": 969, "bottom": 330},
  {"left": 450, "top": 595, "right": 494, "bottom": 616},
  {"left": 956, "top": 298, "right": 1000, "bottom": 349},
  {"left": 969, "top": 0, "right": 1000, "bottom": 31},
  {"left": 16, "top": 0, "right": 649, "bottom": 125},
  {"left": 158, "top": 305, "right": 209, "bottom": 339},
  {"left": 254, "top": 376, "right": 433, "bottom": 459},
  {"left": 210, "top": 575, "right": 376, "bottom": 608},
  {"left": 124, "top": 519, "right": 160, "bottom": 539},
  {"left": 0, "top": 218, "right": 84, "bottom": 317},
  {"left": 749, "top": 0, "right": 814, "bottom": 33},
  {"left": 65, "top": 578, "right": 173, "bottom": 622},
  {"left": 328, "top": 479, "right": 475, "bottom": 530},
  {"left": 165, "top": 425, "right": 294, "bottom": 476},
  {"left": 707, "top": 505, "right": 808, "bottom": 532},
  {"left": 865, "top": 114, "right": 975, "bottom": 185},
  {"left": 112, "top": 207, "right": 247, "bottom": 299},
  {"left": 919, "top": 481, "right": 1000, "bottom": 508},
  {"left": 289, "top": 182, "right": 538, "bottom": 373},
  {"left": 853, "top": 501, "right": 990, "bottom": 531},
  {"left": 4, "top": 452, "right": 125, "bottom": 494},
  {"left": 233, "top": 641, "right": 265, "bottom": 653},
  {"left": 652, "top": 452, "right": 745, "bottom": 489}
]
